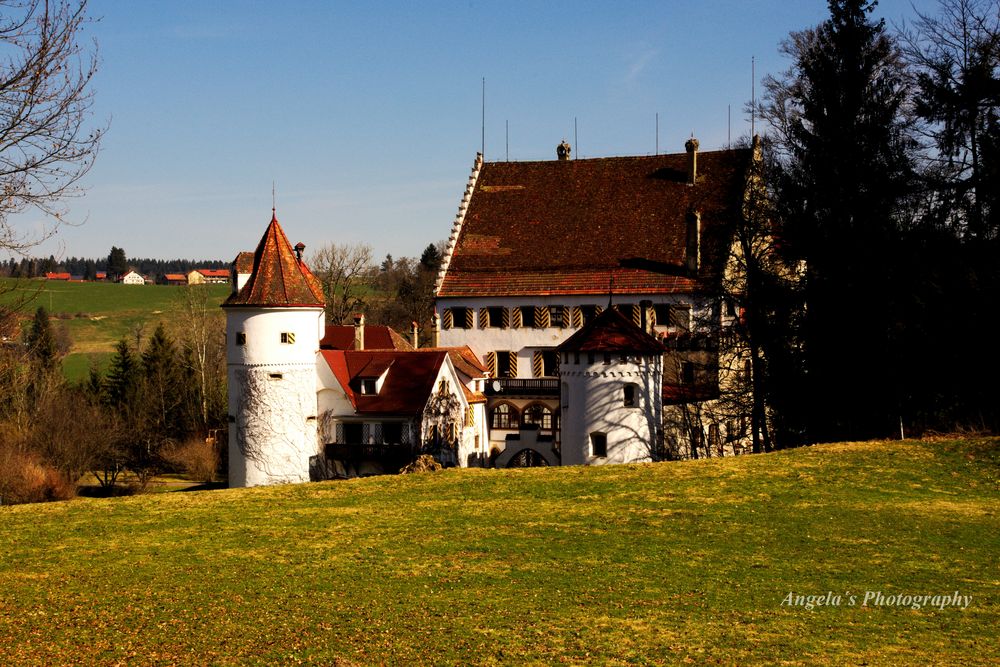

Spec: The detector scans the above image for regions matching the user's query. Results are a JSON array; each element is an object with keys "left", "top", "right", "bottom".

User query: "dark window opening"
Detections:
[
  {"left": 591, "top": 432, "right": 607, "bottom": 458},
  {"left": 487, "top": 306, "right": 506, "bottom": 328},
  {"left": 623, "top": 383, "right": 637, "bottom": 407},
  {"left": 550, "top": 305, "right": 565, "bottom": 327},
  {"left": 681, "top": 361, "right": 695, "bottom": 385},
  {"left": 581, "top": 305, "right": 598, "bottom": 324},
  {"left": 236, "top": 332, "right": 246, "bottom": 346},
  {"left": 359, "top": 378, "right": 376, "bottom": 395},
  {"left": 343, "top": 423, "right": 363, "bottom": 444},
  {"left": 520, "top": 306, "right": 536, "bottom": 328},
  {"left": 542, "top": 350, "right": 558, "bottom": 377},
  {"left": 382, "top": 422, "right": 402, "bottom": 444},
  {"left": 496, "top": 351, "right": 514, "bottom": 378},
  {"left": 280, "top": 332, "right": 295, "bottom": 344},
  {"left": 491, "top": 403, "right": 518, "bottom": 429},
  {"left": 653, "top": 303, "right": 670, "bottom": 326}
]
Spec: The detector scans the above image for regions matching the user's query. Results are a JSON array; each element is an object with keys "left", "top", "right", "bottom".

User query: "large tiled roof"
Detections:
[
  {"left": 321, "top": 349, "right": 449, "bottom": 416},
  {"left": 223, "top": 213, "right": 324, "bottom": 308},
  {"left": 557, "top": 306, "right": 664, "bottom": 355},
  {"left": 320, "top": 325, "right": 414, "bottom": 351},
  {"left": 437, "top": 148, "right": 752, "bottom": 297}
]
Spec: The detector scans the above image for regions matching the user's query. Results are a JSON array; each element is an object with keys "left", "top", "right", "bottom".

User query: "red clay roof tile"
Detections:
[
  {"left": 224, "top": 213, "right": 324, "bottom": 308},
  {"left": 438, "top": 149, "right": 751, "bottom": 297}
]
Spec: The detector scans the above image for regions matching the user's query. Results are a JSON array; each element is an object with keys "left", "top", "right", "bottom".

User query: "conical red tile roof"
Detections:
[{"left": 223, "top": 212, "right": 325, "bottom": 308}]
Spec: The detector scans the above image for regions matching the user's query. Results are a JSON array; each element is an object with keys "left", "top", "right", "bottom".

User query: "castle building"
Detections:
[
  {"left": 224, "top": 213, "right": 488, "bottom": 487},
  {"left": 434, "top": 138, "right": 757, "bottom": 463}
]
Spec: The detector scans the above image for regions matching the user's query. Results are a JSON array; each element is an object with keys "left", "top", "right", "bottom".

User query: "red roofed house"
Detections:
[
  {"left": 435, "top": 138, "right": 759, "bottom": 463},
  {"left": 223, "top": 212, "right": 488, "bottom": 487},
  {"left": 188, "top": 268, "right": 230, "bottom": 285},
  {"left": 45, "top": 272, "right": 71, "bottom": 281},
  {"left": 164, "top": 273, "right": 187, "bottom": 285}
]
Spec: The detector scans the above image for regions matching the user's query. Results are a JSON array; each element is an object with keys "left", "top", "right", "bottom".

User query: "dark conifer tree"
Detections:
[{"left": 762, "top": 0, "right": 916, "bottom": 442}]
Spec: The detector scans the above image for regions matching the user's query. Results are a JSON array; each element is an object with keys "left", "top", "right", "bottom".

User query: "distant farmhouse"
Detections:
[
  {"left": 120, "top": 270, "right": 145, "bottom": 285},
  {"left": 225, "top": 137, "right": 758, "bottom": 487},
  {"left": 188, "top": 268, "right": 229, "bottom": 285}
]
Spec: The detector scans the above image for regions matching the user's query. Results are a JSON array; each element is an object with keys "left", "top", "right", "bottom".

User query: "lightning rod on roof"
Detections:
[
  {"left": 506, "top": 119, "right": 509, "bottom": 162},
  {"left": 481, "top": 77, "right": 485, "bottom": 157},
  {"left": 272, "top": 181, "right": 276, "bottom": 215},
  {"left": 574, "top": 117, "right": 578, "bottom": 159}
]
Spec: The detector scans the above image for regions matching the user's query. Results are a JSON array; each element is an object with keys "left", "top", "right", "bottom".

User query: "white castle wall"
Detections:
[
  {"left": 226, "top": 306, "right": 324, "bottom": 487},
  {"left": 559, "top": 353, "right": 663, "bottom": 466},
  {"left": 437, "top": 294, "right": 712, "bottom": 376}
]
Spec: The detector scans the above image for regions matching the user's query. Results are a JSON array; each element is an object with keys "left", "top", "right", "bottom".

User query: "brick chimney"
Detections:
[
  {"left": 685, "top": 136, "right": 699, "bottom": 185},
  {"left": 411, "top": 321, "right": 419, "bottom": 349},
  {"left": 353, "top": 313, "right": 365, "bottom": 350},
  {"left": 686, "top": 210, "right": 701, "bottom": 273}
]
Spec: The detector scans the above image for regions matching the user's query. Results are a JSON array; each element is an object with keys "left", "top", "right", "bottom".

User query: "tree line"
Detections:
[
  {"left": 726, "top": 0, "right": 1000, "bottom": 450},
  {"left": 0, "top": 252, "right": 228, "bottom": 280}
]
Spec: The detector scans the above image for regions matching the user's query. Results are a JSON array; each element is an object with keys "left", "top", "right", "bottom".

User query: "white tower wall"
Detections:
[
  {"left": 559, "top": 354, "right": 662, "bottom": 466},
  {"left": 226, "top": 306, "right": 325, "bottom": 487}
]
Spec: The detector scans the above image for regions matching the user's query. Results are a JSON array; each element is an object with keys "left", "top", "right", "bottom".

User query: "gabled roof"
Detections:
[
  {"left": 320, "top": 349, "right": 450, "bottom": 415},
  {"left": 234, "top": 252, "right": 255, "bottom": 274},
  {"left": 437, "top": 148, "right": 752, "bottom": 297},
  {"left": 320, "top": 325, "right": 414, "bottom": 351},
  {"left": 164, "top": 273, "right": 187, "bottom": 281},
  {"left": 557, "top": 306, "right": 664, "bottom": 355},
  {"left": 196, "top": 269, "right": 230, "bottom": 278},
  {"left": 45, "top": 272, "right": 71, "bottom": 280},
  {"left": 223, "top": 212, "right": 324, "bottom": 308}
]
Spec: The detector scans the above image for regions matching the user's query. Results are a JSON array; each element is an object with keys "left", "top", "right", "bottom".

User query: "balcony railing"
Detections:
[
  {"left": 324, "top": 442, "right": 415, "bottom": 464},
  {"left": 484, "top": 378, "right": 559, "bottom": 396}
]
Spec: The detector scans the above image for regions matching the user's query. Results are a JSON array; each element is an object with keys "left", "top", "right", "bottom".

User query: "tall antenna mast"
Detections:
[
  {"left": 728, "top": 104, "right": 731, "bottom": 148},
  {"left": 655, "top": 112, "right": 659, "bottom": 155},
  {"left": 481, "top": 77, "right": 485, "bottom": 156},
  {"left": 751, "top": 56, "right": 756, "bottom": 138},
  {"left": 272, "top": 181, "right": 276, "bottom": 215},
  {"left": 506, "top": 119, "right": 509, "bottom": 161},
  {"left": 574, "top": 117, "right": 578, "bottom": 159}
]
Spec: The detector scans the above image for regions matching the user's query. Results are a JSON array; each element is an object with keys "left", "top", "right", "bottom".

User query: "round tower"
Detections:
[
  {"left": 557, "top": 307, "right": 663, "bottom": 465},
  {"left": 223, "top": 212, "right": 325, "bottom": 487}
]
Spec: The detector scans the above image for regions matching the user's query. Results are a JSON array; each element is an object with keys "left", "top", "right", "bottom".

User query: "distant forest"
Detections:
[{"left": 0, "top": 255, "right": 228, "bottom": 281}]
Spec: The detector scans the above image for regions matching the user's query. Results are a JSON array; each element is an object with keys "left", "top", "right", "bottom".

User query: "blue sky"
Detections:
[{"left": 15, "top": 0, "right": 937, "bottom": 263}]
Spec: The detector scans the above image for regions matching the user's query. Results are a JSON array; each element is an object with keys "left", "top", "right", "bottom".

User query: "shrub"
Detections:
[
  {"left": 0, "top": 443, "right": 76, "bottom": 505},
  {"left": 162, "top": 438, "right": 219, "bottom": 483},
  {"left": 400, "top": 454, "right": 442, "bottom": 474}
]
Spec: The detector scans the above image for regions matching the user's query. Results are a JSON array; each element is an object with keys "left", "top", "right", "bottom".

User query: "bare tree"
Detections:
[
  {"left": 173, "top": 284, "right": 226, "bottom": 431},
  {"left": 309, "top": 242, "right": 374, "bottom": 324},
  {"left": 0, "top": 0, "right": 104, "bottom": 254}
]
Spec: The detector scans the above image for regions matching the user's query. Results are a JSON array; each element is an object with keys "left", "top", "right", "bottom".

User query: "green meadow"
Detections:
[
  {"left": 0, "top": 278, "right": 230, "bottom": 379},
  {"left": 1, "top": 438, "right": 997, "bottom": 665}
]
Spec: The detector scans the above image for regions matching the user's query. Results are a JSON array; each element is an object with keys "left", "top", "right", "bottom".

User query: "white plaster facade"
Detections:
[
  {"left": 120, "top": 270, "right": 145, "bottom": 285},
  {"left": 559, "top": 351, "right": 663, "bottom": 465},
  {"left": 226, "top": 305, "right": 325, "bottom": 487}
]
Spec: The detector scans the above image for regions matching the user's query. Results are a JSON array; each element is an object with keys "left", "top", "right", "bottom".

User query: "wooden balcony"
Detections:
[{"left": 484, "top": 378, "right": 559, "bottom": 397}]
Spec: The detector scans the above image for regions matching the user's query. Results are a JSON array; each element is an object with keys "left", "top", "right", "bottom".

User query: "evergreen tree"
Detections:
[
  {"left": 141, "top": 323, "right": 186, "bottom": 439},
  {"left": 25, "top": 306, "right": 59, "bottom": 373},
  {"left": 104, "top": 338, "right": 139, "bottom": 409},
  {"left": 762, "top": 0, "right": 916, "bottom": 442},
  {"left": 107, "top": 246, "right": 127, "bottom": 281}
]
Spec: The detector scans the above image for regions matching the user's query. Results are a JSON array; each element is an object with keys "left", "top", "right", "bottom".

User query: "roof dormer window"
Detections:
[{"left": 360, "top": 378, "right": 377, "bottom": 395}]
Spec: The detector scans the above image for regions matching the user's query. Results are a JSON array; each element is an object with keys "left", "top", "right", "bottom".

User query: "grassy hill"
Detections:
[
  {"left": 1, "top": 438, "right": 998, "bottom": 665},
  {"left": 0, "top": 278, "right": 230, "bottom": 379}
]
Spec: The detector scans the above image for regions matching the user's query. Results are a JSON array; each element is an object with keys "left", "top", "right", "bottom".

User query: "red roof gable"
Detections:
[
  {"left": 45, "top": 272, "right": 71, "bottom": 280},
  {"left": 438, "top": 148, "right": 751, "bottom": 297},
  {"left": 320, "top": 325, "right": 414, "bottom": 351},
  {"left": 164, "top": 273, "right": 186, "bottom": 281},
  {"left": 557, "top": 306, "right": 664, "bottom": 354},
  {"left": 197, "top": 269, "right": 229, "bottom": 278},
  {"left": 321, "top": 349, "right": 449, "bottom": 415},
  {"left": 224, "top": 213, "right": 324, "bottom": 308}
]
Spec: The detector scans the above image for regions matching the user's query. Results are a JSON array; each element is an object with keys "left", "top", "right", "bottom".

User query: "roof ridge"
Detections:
[{"left": 434, "top": 152, "right": 483, "bottom": 297}]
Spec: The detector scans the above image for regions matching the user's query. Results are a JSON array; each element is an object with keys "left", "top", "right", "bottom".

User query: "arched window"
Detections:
[
  {"left": 522, "top": 403, "right": 553, "bottom": 430},
  {"left": 490, "top": 403, "right": 519, "bottom": 429}
]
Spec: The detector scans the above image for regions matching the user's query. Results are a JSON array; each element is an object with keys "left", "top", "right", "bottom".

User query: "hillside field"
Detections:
[
  {"left": 0, "top": 278, "right": 230, "bottom": 379},
  {"left": 1, "top": 438, "right": 997, "bottom": 665}
]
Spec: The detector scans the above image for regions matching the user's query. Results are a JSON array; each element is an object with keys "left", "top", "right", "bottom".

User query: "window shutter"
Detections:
[
  {"left": 532, "top": 350, "right": 543, "bottom": 378},
  {"left": 595, "top": 305, "right": 603, "bottom": 316},
  {"left": 442, "top": 309, "right": 453, "bottom": 330},
  {"left": 571, "top": 306, "right": 583, "bottom": 328},
  {"left": 463, "top": 308, "right": 473, "bottom": 329},
  {"left": 507, "top": 351, "right": 518, "bottom": 377},
  {"left": 536, "top": 306, "right": 550, "bottom": 328},
  {"left": 479, "top": 307, "right": 489, "bottom": 328},
  {"left": 508, "top": 307, "right": 518, "bottom": 329},
  {"left": 466, "top": 406, "right": 475, "bottom": 427},
  {"left": 646, "top": 304, "right": 656, "bottom": 328},
  {"left": 632, "top": 304, "right": 641, "bottom": 327},
  {"left": 486, "top": 352, "right": 497, "bottom": 377}
]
